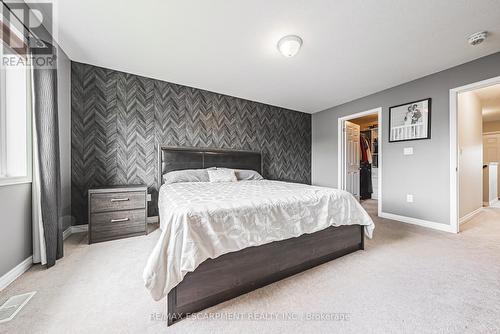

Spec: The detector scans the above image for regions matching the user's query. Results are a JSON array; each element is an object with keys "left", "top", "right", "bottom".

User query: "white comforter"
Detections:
[{"left": 143, "top": 180, "right": 374, "bottom": 301}]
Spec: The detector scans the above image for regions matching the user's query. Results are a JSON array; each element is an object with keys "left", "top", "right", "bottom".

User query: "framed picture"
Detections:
[{"left": 389, "top": 98, "right": 431, "bottom": 142}]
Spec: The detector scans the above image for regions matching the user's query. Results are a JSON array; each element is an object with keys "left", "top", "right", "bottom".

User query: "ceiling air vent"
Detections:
[{"left": 0, "top": 291, "right": 36, "bottom": 323}]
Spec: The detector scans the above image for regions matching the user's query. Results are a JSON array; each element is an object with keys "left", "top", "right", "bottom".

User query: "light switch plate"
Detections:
[{"left": 403, "top": 147, "right": 414, "bottom": 155}]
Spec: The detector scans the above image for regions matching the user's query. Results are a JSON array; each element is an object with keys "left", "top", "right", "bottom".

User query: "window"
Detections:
[{"left": 0, "top": 39, "right": 31, "bottom": 186}]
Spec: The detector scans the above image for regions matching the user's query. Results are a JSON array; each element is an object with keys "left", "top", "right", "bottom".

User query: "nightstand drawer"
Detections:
[
  {"left": 90, "top": 191, "right": 146, "bottom": 213},
  {"left": 90, "top": 209, "right": 146, "bottom": 243}
]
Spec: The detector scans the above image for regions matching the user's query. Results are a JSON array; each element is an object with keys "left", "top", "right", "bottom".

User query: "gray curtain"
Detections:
[{"left": 32, "top": 44, "right": 63, "bottom": 267}]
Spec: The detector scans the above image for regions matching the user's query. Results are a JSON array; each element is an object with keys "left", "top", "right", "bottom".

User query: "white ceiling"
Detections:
[
  {"left": 476, "top": 84, "right": 500, "bottom": 122},
  {"left": 50, "top": 0, "right": 500, "bottom": 113}
]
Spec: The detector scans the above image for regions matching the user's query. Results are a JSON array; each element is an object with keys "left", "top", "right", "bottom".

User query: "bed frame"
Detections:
[{"left": 158, "top": 146, "right": 364, "bottom": 326}]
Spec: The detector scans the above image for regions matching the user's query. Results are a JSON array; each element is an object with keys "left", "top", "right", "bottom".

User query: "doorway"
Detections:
[
  {"left": 338, "top": 107, "right": 382, "bottom": 216},
  {"left": 450, "top": 75, "right": 500, "bottom": 233}
]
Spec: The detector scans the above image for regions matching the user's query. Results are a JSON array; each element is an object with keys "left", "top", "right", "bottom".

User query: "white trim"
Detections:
[
  {"left": 0, "top": 178, "right": 32, "bottom": 187},
  {"left": 72, "top": 224, "right": 88, "bottom": 233},
  {"left": 338, "top": 107, "right": 383, "bottom": 216},
  {"left": 0, "top": 44, "right": 6, "bottom": 177},
  {"left": 0, "top": 55, "right": 33, "bottom": 187},
  {"left": 483, "top": 199, "right": 499, "bottom": 207},
  {"left": 337, "top": 118, "right": 343, "bottom": 192},
  {"left": 62, "top": 225, "right": 89, "bottom": 240},
  {"left": 459, "top": 207, "right": 483, "bottom": 225},
  {"left": 379, "top": 212, "right": 455, "bottom": 233},
  {"left": 483, "top": 130, "right": 500, "bottom": 135},
  {"left": 449, "top": 75, "right": 500, "bottom": 234},
  {"left": 0, "top": 257, "right": 33, "bottom": 291},
  {"left": 147, "top": 215, "right": 159, "bottom": 224},
  {"left": 378, "top": 110, "right": 382, "bottom": 216},
  {"left": 63, "top": 226, "right": 72, "bottom": 240},
  {"left": 25, "top": 63, "right": 33, "bottom": 184}
]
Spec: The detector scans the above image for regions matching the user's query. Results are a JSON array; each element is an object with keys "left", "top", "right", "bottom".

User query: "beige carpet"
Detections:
[{"left": 1, "top": 201, "right": 500, "bottom": 334}]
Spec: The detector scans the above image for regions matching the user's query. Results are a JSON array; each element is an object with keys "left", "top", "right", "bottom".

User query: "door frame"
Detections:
[
  {"left": 338, "top": 107, "right": 383, "bottom": 216},
  {"left": 449, "top": 75, "right": 500, "bottom": 233}
]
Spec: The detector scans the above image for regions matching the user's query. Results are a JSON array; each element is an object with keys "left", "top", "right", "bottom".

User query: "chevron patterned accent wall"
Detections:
[{"left": 71, "top": 62, "right": 311, "bottom": 224}]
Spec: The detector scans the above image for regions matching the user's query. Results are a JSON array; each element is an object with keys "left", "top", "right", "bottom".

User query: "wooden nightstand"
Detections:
[{"left": 88, "top": 185, "right": 147, "bottom": 244}]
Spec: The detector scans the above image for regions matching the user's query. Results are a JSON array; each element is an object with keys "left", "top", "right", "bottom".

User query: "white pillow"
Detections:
[
  {"left": 162, "top": 169, "right": 211, "bottom": 185},
  {"left": 233, "top": 169, "right": 264, "bottom": 181},
  {"left": 208, "top": 169, "right": 237, "bottom": 182},
  {"left": 216, "top": 168, "right": 264, "bottom": 181}
]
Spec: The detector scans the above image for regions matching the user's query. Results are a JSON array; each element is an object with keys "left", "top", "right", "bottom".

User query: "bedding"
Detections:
[
  {"left": 208, "top": 168, "right": 237, "bottom": 182},
  {"left": 218, "top": 168, "right": 264, "bottom": 181},
  {"left": 143, "top": 180, "right": 375, "bottom": 301},
  {"left": 162, "top": 168, "right": 214, "bottom": 184}
]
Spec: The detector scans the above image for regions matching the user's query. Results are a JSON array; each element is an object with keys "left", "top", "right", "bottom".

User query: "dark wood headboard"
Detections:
[{"left": 158, "top": 146, "right": 262, "bottom": 185}]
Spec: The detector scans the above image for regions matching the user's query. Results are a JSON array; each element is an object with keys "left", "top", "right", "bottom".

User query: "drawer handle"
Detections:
[
  {"left": 110, "top": 198, "right": 129, "bottom": 202},
  {"left": 110, "top": 217, "right": 129, "bottom": 223}
]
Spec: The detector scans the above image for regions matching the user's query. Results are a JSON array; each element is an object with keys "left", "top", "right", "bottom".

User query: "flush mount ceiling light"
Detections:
[{"left": 277, "top": 35, "right": 303, "bottom": 57}]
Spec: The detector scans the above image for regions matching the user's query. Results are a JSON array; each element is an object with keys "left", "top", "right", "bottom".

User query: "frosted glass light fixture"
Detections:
[{"left": 277, "top": 35, "right": 303, "bottom": 57}]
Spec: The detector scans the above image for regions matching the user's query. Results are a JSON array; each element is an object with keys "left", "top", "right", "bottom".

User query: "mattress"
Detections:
[{"left": 143, "top": 180, "right": 375, "bottom": 301}]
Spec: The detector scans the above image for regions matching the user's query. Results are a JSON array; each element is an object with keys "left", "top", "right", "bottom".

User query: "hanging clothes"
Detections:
[
  {"left": 360, "top": 135, "right": 372, "bottom": 164},
  {"left": 360, "top": 162, "right": 373, "bottom": 200},
  {"left": 372, "top": 137, "right": 378, "bottom": 167},
  {"left": 359, "top": 133, "right": 373, "bottom": 200}
]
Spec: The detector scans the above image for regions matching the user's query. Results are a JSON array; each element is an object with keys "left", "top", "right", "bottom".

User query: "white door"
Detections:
[
  {"left": 344, "top": 121, "right": 360, "bottom": 199},
  {"left": 483, "top": 134, "right": 499, "bottom": 163},
  {"left": 483, "top": 134, "right": 500, "bottom": 195}
]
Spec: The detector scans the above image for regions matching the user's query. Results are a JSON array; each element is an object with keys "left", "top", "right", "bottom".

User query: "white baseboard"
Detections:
[
  {"left": 0, "top": 257, "right": 33, "bottom": 291},
  {"left": 379, "top": 212, "right": 456, "bottom": 233},
  {"left": 63, "top": 226, "right": 72, "bottom": 240},
  {"left": 482, "top": 199, "right": 498, "bottom": 207},
  {"left": 71, "top": 224, "right": 88, "bottom": 233},
  {"left": 63, "top": 224, "right": 88, "bottom": 240},
  {"left": 147, "top": 216, "right": 159, "bottom": 224},
  {"left": 1, "top": 225, "right": 88, "bottom": 290},
  {"left": 459, "top": 207, "right": 483, "bottom": 225}
]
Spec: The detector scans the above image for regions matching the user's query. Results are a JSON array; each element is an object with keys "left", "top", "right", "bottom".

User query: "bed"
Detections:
[{"left": 143, "top": 146, "right": 375, "bottom": 325}]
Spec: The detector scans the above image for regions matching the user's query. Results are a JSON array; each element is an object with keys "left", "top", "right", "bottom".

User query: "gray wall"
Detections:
[
  {"left": 313, "top": 51, "right": 500, "bottom": 226},
  {"left": 71, "top": 62, "right": 311, "bottom": 225},
  {"left": 0, "top": 184, "right": 32, "bottom": 277}
]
